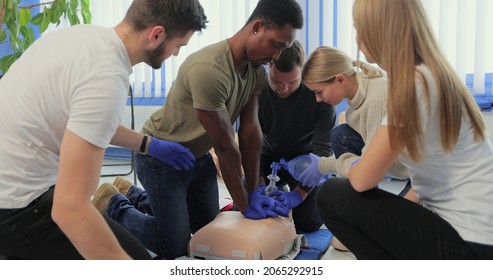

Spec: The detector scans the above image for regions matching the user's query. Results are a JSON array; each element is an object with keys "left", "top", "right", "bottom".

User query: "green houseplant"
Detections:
[{"left": 0, "top": 0, "right": 91, "bottom": 74}]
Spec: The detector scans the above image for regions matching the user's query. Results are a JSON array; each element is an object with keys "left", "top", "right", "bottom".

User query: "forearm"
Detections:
[
  {"left": 239, "top": 128, "right": 262, "bottom": 194},
  {"left": 56, "top": 129, "right": 131, "bottom": 259},
  {"left": 318, "top": 153, "right": 357, "bottom": 176},
  {"left": 216, "top": 145, "right": 248, "bottom": 212},
  {"left": 52, "top": 201, "right": 131, "bottom": 260},
  {"left": 293, "top": 186, "right": 309, "bottom": 200},
  {"left": 110, "top": 125, "right": 150, "bottom": 153}
]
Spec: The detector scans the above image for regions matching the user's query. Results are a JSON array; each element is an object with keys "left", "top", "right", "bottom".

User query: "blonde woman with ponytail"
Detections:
[
  {"left": 301, "top": 46, "right": 408, "bottom": 180},
  {"left": 316, "top": 0, "right": 493, "bottom": 259},
  {"left": 300, "top": 46, "right": 415, "bottom": 253}
]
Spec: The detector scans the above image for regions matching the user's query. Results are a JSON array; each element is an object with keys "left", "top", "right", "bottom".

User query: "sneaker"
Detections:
[
  {"left": 92, "top": 183, "right": 118, "bottom": 214},
  {"left": 113, "top": 176, "right": 133, "bottom": 196}
]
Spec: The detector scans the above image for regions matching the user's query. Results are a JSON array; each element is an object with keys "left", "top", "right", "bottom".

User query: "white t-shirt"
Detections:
[
  {"left": 0, "top": 25, "right": 132, "bottom": 208},
  {"left": 382, "top": 64, "right": 493, "bottom": 245}
]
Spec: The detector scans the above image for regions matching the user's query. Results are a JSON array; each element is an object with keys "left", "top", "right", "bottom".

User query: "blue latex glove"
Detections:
[
  {"left": 270, "top": 200, "right": 290, "bottom": 217},
  {"left": 248, "top": 188, "right": 274, "bottom": 215},
  {"left": 242, "top": 205, "right": 267, "bottom": 220},
  {"left": 269, "top": 190, "right": 303, "bottom": 210},
  {"left": 242, "top": 187, "right": 289, "bottom": 219},
  {"left": 148, "top": 137, "right": 196, "bottom": 171},
  {"left": 298, "top": 153, "right": 323, "bottom": 187},
  {"left": 243, "top": 198, "right": 289, "bottom": 219},
  {"left": 258, "top": 183, "right": 267, "bottom": 195}
]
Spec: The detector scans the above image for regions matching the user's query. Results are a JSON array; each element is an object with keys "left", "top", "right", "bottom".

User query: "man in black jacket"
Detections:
[{"left": 258, "top": 40, "right": 336, "bottom": 232}]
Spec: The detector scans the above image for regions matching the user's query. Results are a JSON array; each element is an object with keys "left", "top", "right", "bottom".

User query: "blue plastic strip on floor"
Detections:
[{"left": 295, "top": 228, "right": 334, "bottom": 260}]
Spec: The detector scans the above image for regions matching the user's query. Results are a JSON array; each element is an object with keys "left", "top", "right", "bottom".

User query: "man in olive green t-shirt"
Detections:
[{"left": 105, "top": 0, "right": 304, "bottom": 259}]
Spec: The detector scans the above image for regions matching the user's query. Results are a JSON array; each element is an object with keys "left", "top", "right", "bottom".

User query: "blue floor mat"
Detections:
[{"left": 295, "top": 228, "right": 334, "bottom": 260}]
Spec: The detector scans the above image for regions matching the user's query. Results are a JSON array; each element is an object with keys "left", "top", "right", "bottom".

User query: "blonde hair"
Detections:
[
  {"left": 353, "top": 0, "right": 485, "bottom": 161},
  {"left": 302, "top": 46, "right": 383, "bottom": 85}
]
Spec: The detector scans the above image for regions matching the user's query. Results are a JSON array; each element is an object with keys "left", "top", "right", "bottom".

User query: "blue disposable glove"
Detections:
[
  {"left": 269, "top": 190, "right": 303, "bottom": 210},
  {"left": 298, "top": 153, "right": 323, "bottom": 187},
  {"left": 242, "top": 205, "right": 267, "bottom": 220},
  {"left": 242, "top": 187, "right": 289, "bottom": 219},
  {"left": 248, "top": 188, "right": 274, "bottom": 216},
  {"left": 148, "top": 137, "right": 196, "bottom": 171},
  {"left": 270, "top": 200, "right": 290, "bottom": 217},
  {"left": 243, "top": 198, "right": 290, "bottom": 219},
  {"left": 258, "top": 183, "right": 267, "bottom": 195}
]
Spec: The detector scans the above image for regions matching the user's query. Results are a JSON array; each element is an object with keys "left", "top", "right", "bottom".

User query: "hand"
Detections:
[
  {"left": 148, "top": 137, "right": 196, "bottom": 171},
  {"left": 248, "top": 188, "right": 274, "bottom": 215},
  {"left": 269, "top": 190, "right": 303, "bottom": 210},
  {"left": 242, "top": 197, "right": 289, "bottom": 219},
  {"left": 242, "top": 205, "right": 267, "bottom": 220},
  {"left": 258, "top": 183, "right": 267, "bottom": 195},
  {"left": 270, "top": 200, "right": 290, "bottom": 217},
  {"left": 298, "top": 153, "right": 323, "bottom": 187}
]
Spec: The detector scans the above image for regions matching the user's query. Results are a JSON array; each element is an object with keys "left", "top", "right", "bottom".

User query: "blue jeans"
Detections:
[
  {"left": 0, "top": 186, "right": 150, "bottom": 259},
  {"left": 330, "top": 124, "right": 365, "bottom": 158},
  {"left": 107, "top": 153, "right": 219, "bottom": 259}
]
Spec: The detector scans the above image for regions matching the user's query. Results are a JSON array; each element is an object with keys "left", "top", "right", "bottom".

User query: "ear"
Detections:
[
  {"left": 252, "top": 20, "right": 264, "bottom": 35},
  {"left": 336, "top": 74, "right": 346, "bottom": 85},
  {"left": 148, "top": 25, "right": 166, "bottom": 46}
]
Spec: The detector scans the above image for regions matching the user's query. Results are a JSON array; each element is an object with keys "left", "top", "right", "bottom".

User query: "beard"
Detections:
[{"left": 146, "top": 41, "right": 166, "bottom": 69}]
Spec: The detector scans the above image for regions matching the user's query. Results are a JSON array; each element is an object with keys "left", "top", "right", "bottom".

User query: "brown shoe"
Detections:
[
  {"left": 92, "top": 183, "right": 118, "bottom": 214},
  {"left": 113, "top": 176, "right": 133, "bottom": 196}
]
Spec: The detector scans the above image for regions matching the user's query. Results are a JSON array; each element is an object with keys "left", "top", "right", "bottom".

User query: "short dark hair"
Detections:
[
  {"left": 247, "top": 0, "right": 303, "bottom": 30},
  {"left": 271, "top": 40, "right": 304, "bottom": 72},
  {"left": 124, "top": 0, "right": 208, "bottom": 38}
]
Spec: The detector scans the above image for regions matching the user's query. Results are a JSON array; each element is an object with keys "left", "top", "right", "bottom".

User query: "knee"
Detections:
[
  {"left": 330, "top": 123, "right": 351, "bottom": 140},
  {"left": 316, "top": 178, "right": 352, "bottom": 214},
  {"left": 294, "top": 218, "right": 323, "bottom": 233}
]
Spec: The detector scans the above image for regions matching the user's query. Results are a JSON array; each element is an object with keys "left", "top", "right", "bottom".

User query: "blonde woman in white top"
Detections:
[{"left": 316, "top": 0, "right": 493, "bottom": 259}]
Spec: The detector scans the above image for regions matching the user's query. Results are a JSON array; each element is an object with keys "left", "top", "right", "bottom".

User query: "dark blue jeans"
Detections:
[
  {"left": 108, "top": 153, "right": 219, "bottom": 259},
  {"left": 331, "top": 122, "right": 410, "bottom": 187},
  {"left": 330, "top": 123, "right": 365, "bottom": 158},
  {"left": 0, "top": 186, "right": 150, "bottom": 260}
]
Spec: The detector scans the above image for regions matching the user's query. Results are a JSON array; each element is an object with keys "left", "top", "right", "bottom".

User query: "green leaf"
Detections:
[
  {"left": 69, "top": 0, "right": 78, "bottom": 11},
  {"left": 81, "top": 0, "right": 90, "bottom": 9},
  {"left": 39, "top": 12, "right": 51, "bottom": 33},
  {"left": 0, "top": 54, "right": 17, "bottom": 74},
  {"left": 6, "top": 20, "right": 18, "bottom": 37},
  {"left": 0, "top": 30, "right": 7, "bottom": 42},
  {"left": 30, "top": 13, "right": 44, "bottom": 25},
  {"left": 67, "top": 10, "right": 79, "bottom": 25},
  {"left": 3, "top": 5, "right": 14, "bottom": 22},
  {"left": 21, "top": 27, "right": 34, "bottom": 50},
  {"left": 50, "top": 0, "right": 64, "bottom": 21},
  {"left": 19, "top": 8, "right": 31, "bottom": 27},
  {"left": 9, "top": 35, "right": 23, "bottom": 54},
  {"left": 81, "top": 10, "right": 91, "bottom": 24}
]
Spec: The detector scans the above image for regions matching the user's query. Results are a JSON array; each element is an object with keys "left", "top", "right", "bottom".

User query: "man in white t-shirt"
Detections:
[{"left": 0, "top": 0, "right": 206, "bottom": 260}]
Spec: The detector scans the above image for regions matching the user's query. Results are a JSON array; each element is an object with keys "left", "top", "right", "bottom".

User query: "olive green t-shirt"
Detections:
[{"left": 142, "top": 40, "right": 266, "bottom": 157}]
